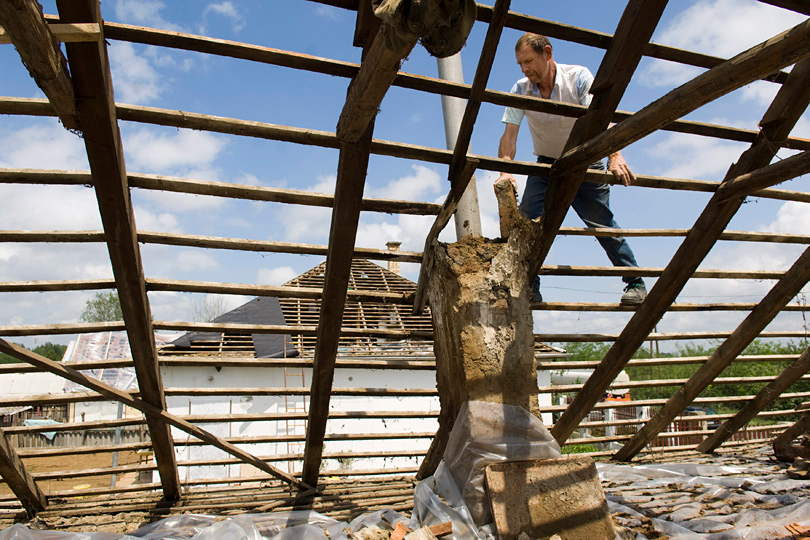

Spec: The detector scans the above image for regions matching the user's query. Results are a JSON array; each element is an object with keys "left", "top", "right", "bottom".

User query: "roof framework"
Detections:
[{"left": 1, "top": 0, "right": 810, "bottom": 524}]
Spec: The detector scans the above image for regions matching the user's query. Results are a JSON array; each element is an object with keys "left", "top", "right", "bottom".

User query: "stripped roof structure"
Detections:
[{"left": 1, "top": 0, "right": 810, "bottom": 526}]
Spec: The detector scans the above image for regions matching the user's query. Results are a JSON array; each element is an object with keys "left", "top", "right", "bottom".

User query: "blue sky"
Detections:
[{"left": 1, "top": 0, "right": 809, "bottom": 349}]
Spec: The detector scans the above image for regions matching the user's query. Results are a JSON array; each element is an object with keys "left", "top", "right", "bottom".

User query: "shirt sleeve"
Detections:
[
  {"left": 501, "top": 81, "right": 525, "bottom": 125},
  {"left": 576, "top": 67, "right": 594, "bottom": 107}
]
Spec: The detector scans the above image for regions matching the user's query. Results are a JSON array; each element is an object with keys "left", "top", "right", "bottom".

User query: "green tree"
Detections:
[
  {"left": 32, "top": 342, "right": 68, "bottom": 361},
  {"left": 0, "top": 342, "right": 67, "bottom": 364},
  {"left": 80, "top": 291, "right": 123, "bottom": 322}
]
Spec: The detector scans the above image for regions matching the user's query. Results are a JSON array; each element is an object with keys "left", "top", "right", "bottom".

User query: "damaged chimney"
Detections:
[{"left": 386, "top": 241, "right": 402, "bottom": 274}]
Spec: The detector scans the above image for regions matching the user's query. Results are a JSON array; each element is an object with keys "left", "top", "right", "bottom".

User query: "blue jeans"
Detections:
[{"left": 521, "top": 156, "right": 642, "bottom": 288}]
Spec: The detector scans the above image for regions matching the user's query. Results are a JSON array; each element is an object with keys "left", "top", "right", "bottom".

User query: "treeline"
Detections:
[
  {"left": 0, "top": 342, "right": 67, "bottom": 364},
  {"left": 556, "top": 339, "right": 809, "bottom": 417}
]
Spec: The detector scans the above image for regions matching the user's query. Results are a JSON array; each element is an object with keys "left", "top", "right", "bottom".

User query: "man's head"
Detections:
[
  {"left": 514, "top": 33, "right": 554, "bottom": 86},
  {"left": 515, "top": 33, "right": 551, "bottom": 56}
]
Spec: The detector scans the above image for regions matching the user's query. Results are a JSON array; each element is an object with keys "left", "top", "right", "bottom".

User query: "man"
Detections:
[{"left": 496, "top": 32, "right": 646, "bottom": 306}]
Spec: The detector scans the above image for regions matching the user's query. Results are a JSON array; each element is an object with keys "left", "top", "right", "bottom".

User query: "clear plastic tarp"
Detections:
[{"left": 2, "top": 405, "right": 808, "bottom": 540}]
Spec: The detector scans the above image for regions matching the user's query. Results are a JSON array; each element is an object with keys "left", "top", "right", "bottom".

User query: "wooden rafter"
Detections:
[
  {"left": 553, "top": 18, "right": 810, "bottom": 173},
  {"left": 773, "top": 409, "right": 810, "bottom": 446},
  {"left": 613, "top": 245, "right": 810, "bottom": 460},
  {"left": 714, "top": 149, "right": 810, "bottom": 203},
  {"left": 300, "top": 133, "right": 374, "bottom": 488},
  {"left": 552, "top": 57, "right": 810, "bottom": 446},
  {"left": 0, "top": 338, "right": 313, "bottom": 491},
  {"left": 698, "top": 345, "right": 810, "bottom": 453},
  {"left": 54, "top": 0, "right": 181, "bottom": 500},
  {"left": 527, "top": 0, "right": 667, "bottom": 279},
  {"left": 0, "top": 427, "right": 46, "bottom": 516},
  {"left": 757, "top": 0, "right": 810, "bottom": 16},
  {"left": 301, "top": 62, "right": 378, "bottom": 488},
  {"left": 0, "top": 0, "right": 79, "bottom": 131}
]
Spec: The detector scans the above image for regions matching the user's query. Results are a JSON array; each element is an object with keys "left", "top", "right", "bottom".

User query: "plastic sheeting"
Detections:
[
  {"left": 2, "top": 409, "right": 808, "bottom": 540},
  {"left": 600, "top": 449, "right": 810, "bottom": 539},
  {"left": 422, "top": 401, "right": 562, "bottom": 527}
]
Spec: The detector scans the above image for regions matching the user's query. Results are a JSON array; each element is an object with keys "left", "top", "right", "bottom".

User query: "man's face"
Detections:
[{"left": 515, "top": 44, "right": 552, "bottom": 85}]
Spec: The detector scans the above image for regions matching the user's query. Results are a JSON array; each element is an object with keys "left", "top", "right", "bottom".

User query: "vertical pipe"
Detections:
[{"left": 437, "top": 54, "right": 482, "bottom": 239}]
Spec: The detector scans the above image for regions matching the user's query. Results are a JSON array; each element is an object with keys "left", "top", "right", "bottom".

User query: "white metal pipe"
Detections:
[{"left": 436, "top": 54, "right": 482, "bottom": 239}]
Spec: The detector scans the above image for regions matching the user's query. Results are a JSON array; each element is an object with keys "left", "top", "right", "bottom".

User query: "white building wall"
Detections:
[{"left": 152, "top": 361, "right": 555, "bottom": 480}]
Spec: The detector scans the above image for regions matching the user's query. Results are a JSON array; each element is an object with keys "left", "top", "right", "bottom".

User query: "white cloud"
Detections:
[
  {"left": 315, "top": 6, "right": 341, "bottom": 20},
  {"left": 365, "top": 164, "right": 443, "bottom": 202},
  {"left": 141, "top": 245, "right": 219, "bottom": 277},
  {"left": 0, "top": 185, "right": 101, "bottom": 230},
  {"left": 762, "top": 201, "right": 810, "bottom": 236},
  {"left": 109, "top": 42, "right": 162, "bottom": 104},
  {"left": 0, "top": 122, "right": 99, "bottom": 233},
  {"left": 272, "top": 175, "right": 334, "bottom": 243},
  {"left": 113, "top": 0, "right": 184, "bottom": 32},
  {"left": 124, "top": 128, "right": 227, "bottom": 173},
  {"left": 645, "top": 132, "right": 747, "bottom": 180},
  {"left": 132, "top": 206, "right": 181, "bottom": 232},
  {"left": 739, "top": 80, "right": 782, "bottom": 108},
  {"left": 0, "top": 122, "right": 87, "bottom": 170},
  {"left": 202, "top": 2, "right": 246, "bottom": 33},
  {"left": 641, "top": 0, "right": 806, "bottom": 89},
  {"left": 257, "top": 266, "right": 298, "bottom": 286},
  {"left": 0, "top": 244, "right": 112, "bottom": 282}
]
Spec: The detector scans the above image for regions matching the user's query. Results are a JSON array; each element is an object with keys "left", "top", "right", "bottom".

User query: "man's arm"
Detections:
[{"left": 496, "top": 122, "right": 520, "bottom": 193}]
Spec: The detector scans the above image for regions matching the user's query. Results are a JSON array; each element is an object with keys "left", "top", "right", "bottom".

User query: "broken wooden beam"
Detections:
[
  {"left": 336, "top": 25, "right": 417, "bottom": 143},
  {"left": 714, "top": 149, "right": 810, "bottom": 203}
]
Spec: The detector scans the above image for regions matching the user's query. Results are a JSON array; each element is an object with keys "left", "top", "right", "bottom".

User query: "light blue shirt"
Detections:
[{"left": 502, "top": 63, "right": 593, "bottom": 158}]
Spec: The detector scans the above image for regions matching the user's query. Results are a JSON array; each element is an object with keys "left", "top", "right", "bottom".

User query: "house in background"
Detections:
[{"left": 157, "top": 257, "right": 564, "bottom": 481}]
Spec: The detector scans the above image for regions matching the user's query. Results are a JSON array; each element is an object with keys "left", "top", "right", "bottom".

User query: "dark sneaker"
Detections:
[{"left": 621, "top": 282, "right": 647, "bottom": 306}]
